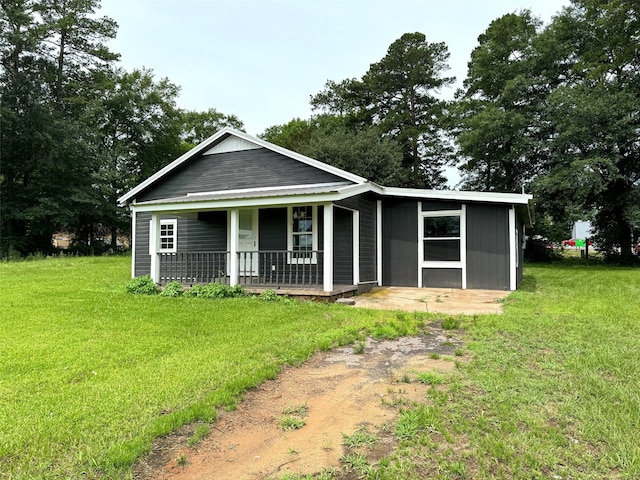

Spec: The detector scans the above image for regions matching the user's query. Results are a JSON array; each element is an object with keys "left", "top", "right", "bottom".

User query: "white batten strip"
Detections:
[{"left": 509, "top": 207, "right": 517, "bottom": 291}]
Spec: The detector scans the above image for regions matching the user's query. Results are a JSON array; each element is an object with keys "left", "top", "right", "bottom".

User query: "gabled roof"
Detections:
[{"left": 117, "top": 128, "right": 368, "bottom": 205}]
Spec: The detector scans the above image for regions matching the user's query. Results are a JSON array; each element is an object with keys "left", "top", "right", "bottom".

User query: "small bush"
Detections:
[
  {"left": 183, "top": 282, "right": 247, "bottom": 299},
  {"left": 126, "top": 275, "right": 158, "bottom": 295},
  {"left": 258, "top": 289, "right": 280, "bottom": 301},
  {"left": 160, "top": 281, "right": 184, "bottom": 297}
]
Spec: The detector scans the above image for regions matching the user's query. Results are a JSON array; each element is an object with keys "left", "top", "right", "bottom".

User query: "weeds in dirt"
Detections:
[
  {"left": 353, "top": 341, "right": 366, "bottom": 354},
  {"left": 340, "top": 452, "right": 369, "bottom": 472},
  {"left": 429, "top": 352, "right": 441, "bottom": 359},
  {"left": 416, "top": 371, "right": 445, "bottom": 385},
  {"left": 282, "top": 404, "right": 309, "bottom": 416},
  {"left": 342, "top": 427, "right": 378, "bottom": 448},
  {"left": 186, "top": 424, "right": 210, "bottom": 447},
  {"left": 280, "top": 404, "right": 309, "bottom": 431},
  {"left": 176, "top": 453, "right": 188, "bottom": 467},
  {"left": 280, "top": 415, "right": 306, "bottom": 431}
]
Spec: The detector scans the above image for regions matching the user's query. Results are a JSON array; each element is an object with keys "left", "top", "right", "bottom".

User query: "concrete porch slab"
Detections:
[{"left": 353, "top": 286, "right": 510, "bottom": 315}]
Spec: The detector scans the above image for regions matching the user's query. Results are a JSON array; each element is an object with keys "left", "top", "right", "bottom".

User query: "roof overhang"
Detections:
[{"left": 130, "top": 182, "right": 372, "bottom": 213}]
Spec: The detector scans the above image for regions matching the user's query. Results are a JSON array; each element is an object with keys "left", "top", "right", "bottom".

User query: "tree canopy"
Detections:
[
  {"left": 0, "top": 0, "right": 243, "bottom": 256},
  {"left": 455, "top": 2, "right": 640, "bottom": 259}
]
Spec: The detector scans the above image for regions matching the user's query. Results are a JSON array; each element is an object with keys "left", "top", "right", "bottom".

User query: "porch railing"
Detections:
[
  {"left": 158, "top": 250, "right": 324, "bottom": 287},
  {"left": 238, "top": 250, "right": 323, "bottom": 287},
  {"left": 159, "top": 252, "right": 229, "bottom": 284}
]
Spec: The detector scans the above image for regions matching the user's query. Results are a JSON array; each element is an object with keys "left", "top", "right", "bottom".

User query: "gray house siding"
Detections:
[
  {"left": 382, "top": 200, "right": 418, "bottom": 287},
  {"left": 258, "top": 208, "right": 287, "bottom": 250},
  {"left": 422, "top": 269, "right": 462, "bottom": 288},
  {"left": 137, "top": 148, "right": 351, "bottom": 202},
  {"left": 333, "top": 207, "right": 353, "bottom": 285},
  {"left": 466, "top": 204, "right": 510, "bottom": 290},
  {"left": 517, "top": 220, "right": 524, "bottom": 284},
  {"left": 335, "top": 193, "right": 378, "bottom": 283},
  {"left": 134, "top": 212, "right": 151, "bottom": 277}
]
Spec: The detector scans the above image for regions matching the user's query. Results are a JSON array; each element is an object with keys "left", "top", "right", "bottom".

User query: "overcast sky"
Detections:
[{"left": 101, "top": 0, "right": 571, "bottom": 137}]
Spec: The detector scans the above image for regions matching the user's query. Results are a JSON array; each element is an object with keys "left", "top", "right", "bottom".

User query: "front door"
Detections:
[{"left": 238, "top": 209, "right": 259, "bottom": 275}]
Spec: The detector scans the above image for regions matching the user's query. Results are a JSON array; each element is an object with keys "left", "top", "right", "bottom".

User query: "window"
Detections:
[
  {"left": 288, "top": 206, "right": 317, "bottom": 263},
  {"left": 158, "top": 219, "right": 177, "bottom": 253},
  {"left": 423, "top": 215, "right": 460, "bottom": 261}
]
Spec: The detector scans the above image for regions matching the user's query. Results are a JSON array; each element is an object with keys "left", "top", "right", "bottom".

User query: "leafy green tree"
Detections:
[
  {"left": 179, "top": 108, "right": 244, "bottom": 146},
  {"left": 535, "top": 0, "right": 640, "bottom": 259},
  {"left": 455, "top": 11, "right": 549, "bottom": 193},
  {"left": 311, "top": 32, "right": 455, "bottom": 188},
  {"left": 0, "top": 0, "right": 119, "bottom": 254},
  {"left": 261, "top": 116, "right": 402, "bottom": 185}
]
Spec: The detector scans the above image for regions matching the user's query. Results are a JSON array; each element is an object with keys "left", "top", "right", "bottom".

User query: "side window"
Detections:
[
  {"left": 150, "top": 219, "right": 177, "bottom": 253},
  {"left": 422, "top": 215, "right": 461, "bottom": 261}
]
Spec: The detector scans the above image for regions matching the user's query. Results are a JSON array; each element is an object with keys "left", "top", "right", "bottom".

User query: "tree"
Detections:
[
  {"left": 0, "top": 0, "right": 119, "bottom": 254},
  {"left": 535, "top": 0, "right": 640, "bottom": 259},
  {"left": 179, "top": 108, "right": 244, "bottom": 146},
  {"left": 311, "top": 32, "right": 455, "bottom": 188},
  {"left": 455, "top": 2, "right": 640, "bottom": 259},
  {"left": 260, "top": 116, "right": 403, "bottom": 186},
  {"left": 454, "top": 11, "right": 550, "bottom": 193},
  {"left": 93, "top": 68, "right": 184, "bottom": 248}
]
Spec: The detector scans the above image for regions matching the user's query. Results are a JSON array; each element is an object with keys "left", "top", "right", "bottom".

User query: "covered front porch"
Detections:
[{"left": 143, "top": 201, "right": 359, "bottom": 293}]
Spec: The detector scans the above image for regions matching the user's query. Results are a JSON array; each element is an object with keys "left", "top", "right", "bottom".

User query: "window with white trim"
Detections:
[
  {"left": 288, "top": 206, "right": 317, "bottom": 263},
  {"left": 422, "top": 214, "right": 461, "bottom": 261},
  {"left": 158, "top": 219, "right": 177, "bottom": 253}
]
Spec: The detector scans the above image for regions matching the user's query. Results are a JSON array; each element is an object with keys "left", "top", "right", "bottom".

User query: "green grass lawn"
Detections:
[
  {"left": 367, "top": 263, "right": 640, "bottom": 480},
  {"left": 0, "top": 256, "right": 421, "bottom": 479},
  {"left": 2, "top": 257, "right": 639, "bottom": 479}
]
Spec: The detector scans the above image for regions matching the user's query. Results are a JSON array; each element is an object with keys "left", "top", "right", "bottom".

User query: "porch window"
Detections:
[
  {"left": 288, "top": 206, "right": 317, "bottom": 263},
  {"left": 423, "top": 215, "right": 460, "bottom": 261},
  {"left": 158, "top": 219, "right": 177, "bottom": 253}
]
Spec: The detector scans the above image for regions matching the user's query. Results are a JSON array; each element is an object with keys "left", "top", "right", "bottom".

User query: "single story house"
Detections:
[{"left": 118, "top": 128, "right": 533, "bottom": 294}]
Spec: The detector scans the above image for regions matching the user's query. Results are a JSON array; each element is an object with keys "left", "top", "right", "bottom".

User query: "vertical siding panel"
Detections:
[
  {"left": 333, "top": 207, "right": 353, "bottom": 285},
  {"left": 466, "top": 204, "right": 510, "bottom": 290},
  {"left": 135, "top": 212, "right": 151, "bottom": 277},
  {"left": 335, "top": 193, "right": 378, "bottom": 283},
  {"left": 382, "top": 200, "right": 418, "bottom": 287}
]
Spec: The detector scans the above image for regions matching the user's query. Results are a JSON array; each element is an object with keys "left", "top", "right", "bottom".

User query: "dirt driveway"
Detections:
[{"left": 134, "top": 324, "right": 465, "bottom": 480}]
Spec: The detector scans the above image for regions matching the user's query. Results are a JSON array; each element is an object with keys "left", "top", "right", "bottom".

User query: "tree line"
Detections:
[
  {"left": 0, "top": 0, "right": 242, "bottom": 256},
  {"left": 2, "top": 0, "right": 638, "bottom": 260}
]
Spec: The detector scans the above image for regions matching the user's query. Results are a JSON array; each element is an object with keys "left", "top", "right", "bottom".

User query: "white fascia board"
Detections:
[
  {"left": 130, "top": 183, "right": 372, "bottom": 214},
  {"left": 118, "top": 127, "right": 367, "bottom": 206},
  {"left": 185, "top": 181, "right": 352, "bottom": 197},
  {"left": 381, "top": 186, "right": 533, "bottom": 205}
]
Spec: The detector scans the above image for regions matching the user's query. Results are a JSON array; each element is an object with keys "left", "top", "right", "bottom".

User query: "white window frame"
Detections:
[
  {"left": 287, "top": 205, "right": 318, "bottom": 264},
  {"left": 418, "top": 206, "right": 466, "bottom": 288},
  {"left": 150, "top": 219, "right": 177, "bottom": 254}
]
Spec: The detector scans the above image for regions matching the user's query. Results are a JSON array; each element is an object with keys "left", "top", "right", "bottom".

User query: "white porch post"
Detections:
[
  {"left": 229, "top": 208, "right": 239, "bottom": 286},
  {"left": 376, "top": 200, "right": 382, "bottom": 286},
  {"left": 353, "top": 210, "right": 360, "bottom": 285},
  {"left": 509, "top": 207, "right": 517, "bottom": 291},
  {"left": 323, "top": 203, "right": 334, "bottom": 293},
  {"left": 150, "top": 212, "right": 161, "bottom": 284}
]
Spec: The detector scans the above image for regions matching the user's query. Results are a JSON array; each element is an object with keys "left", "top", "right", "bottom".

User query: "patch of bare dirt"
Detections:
[{"left": 133, "top": 324, "right": 463, "bottom": 480}]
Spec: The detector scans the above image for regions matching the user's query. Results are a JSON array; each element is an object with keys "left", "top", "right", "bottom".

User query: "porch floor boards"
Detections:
[{"left": 244, "top": 284, "right": 357, "bottom": 297}]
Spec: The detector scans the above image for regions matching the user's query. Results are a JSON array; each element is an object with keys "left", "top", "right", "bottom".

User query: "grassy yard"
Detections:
[
  {"left": 0, "top": 256, "right": 421, "bottom": 479},
  {"left": 2, "top": 257, "right": 639, "bottom": 479}
]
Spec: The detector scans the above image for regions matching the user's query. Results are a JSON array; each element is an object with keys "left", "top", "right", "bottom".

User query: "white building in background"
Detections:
[{"left": 572, "top": 221, "right": 593, "bottom": 240}]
